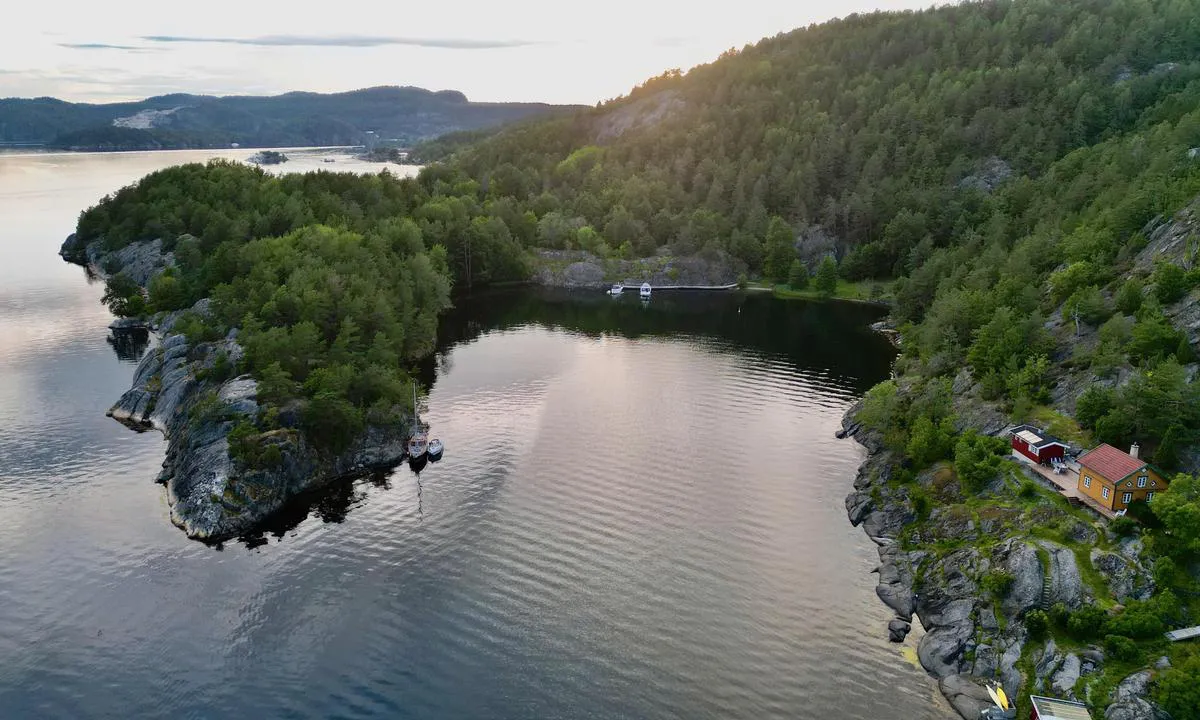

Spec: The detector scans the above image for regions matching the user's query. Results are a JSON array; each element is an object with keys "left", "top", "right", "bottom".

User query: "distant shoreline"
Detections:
[{"left": 0, "top": 145, "right": 363, "bottom": 159}]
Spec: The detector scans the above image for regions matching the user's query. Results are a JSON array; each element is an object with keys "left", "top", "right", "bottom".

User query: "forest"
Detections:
[
  {"left": 84, "top": 162, "right": 452, "bottom": 451},
  {"left": 78, "top": 3, "right": 1200, "bottom": 709}
]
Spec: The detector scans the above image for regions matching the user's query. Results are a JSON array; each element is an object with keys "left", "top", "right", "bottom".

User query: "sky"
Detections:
[{"left": 1, "top": 0, "right": 937, "bottom": 105}]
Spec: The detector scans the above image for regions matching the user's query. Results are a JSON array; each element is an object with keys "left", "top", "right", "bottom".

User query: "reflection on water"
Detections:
[
  {"left": 106, "top": 329, "right": 151, "bottom": 364},
  {"left": 0, "top": 150, "right": 950, "bottom": 720}
]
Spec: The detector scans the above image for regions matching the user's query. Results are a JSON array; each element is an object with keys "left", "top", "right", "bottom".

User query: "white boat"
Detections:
[
  {"left": 428, "top": 438, "right": 444, "bottom": 458},
  {"left": 639, "top": 282, "right": 652, "bottom": 299},
  {"left": 608, "top": 284, "right": 624, "bottom": 296},
  {"left": 407, "top": 385, "right": 428, "bottom": 459}
]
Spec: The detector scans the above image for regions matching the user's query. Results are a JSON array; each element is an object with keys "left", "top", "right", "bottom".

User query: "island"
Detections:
[
  {"left": 246, "top": 150, "right": 289, "bottom": 166},
  {"left": 62, "top": 1, "right": 1200, "bottom": 715}
]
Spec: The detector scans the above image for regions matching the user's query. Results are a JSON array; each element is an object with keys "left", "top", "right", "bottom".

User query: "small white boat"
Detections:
[
  {"left": 639, "top": 282, "right": 652, "bottom": 299},
  {"left": 608, "top": 284, "right": 624, "bottom": 296},
  {"left": 428, "top": 438, "right": 444, "bottom": 458}
]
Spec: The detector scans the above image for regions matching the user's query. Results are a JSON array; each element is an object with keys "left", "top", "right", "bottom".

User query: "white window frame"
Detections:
[
  {"left": 1083, "top": 476, "right": 1091, "bottom": 488},
  {"left": 1146, "top": 492, "right": 1155, "bottom": 502},
  {"left": 1102, "top": 486, "right": 1110, "bottom": 499},
  {"left": 1122, "top": 492, "right": 1133, "bottom": 504},
  {"left": 1137, "top": 476, "right": 1148, "bottom": 488}
]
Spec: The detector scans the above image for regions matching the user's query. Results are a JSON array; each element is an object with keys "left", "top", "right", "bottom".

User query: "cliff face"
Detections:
[{"left": 61, "top": 234, "right": 411, "bottom": 541}]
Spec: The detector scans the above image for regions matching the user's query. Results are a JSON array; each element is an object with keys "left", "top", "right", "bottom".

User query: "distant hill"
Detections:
[{"left": 0, "top": 86, "right": 575, "bottom": 151}]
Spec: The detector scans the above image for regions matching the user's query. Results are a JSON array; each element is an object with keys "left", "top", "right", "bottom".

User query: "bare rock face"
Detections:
[
  {"left": 939, "top": 674, "right": 997, "bottom": 719},
  {"left": 957, "top": 157, "right": 1013, "bottom": 194},
  {"left": 915, "top": 548, "right": 981, "bottom": 679},
  {"left": 1091, "top": 549, "right": 1155, "bottom": 602},
  {"left": 875, "top": 543, "right": 916, "bottom": 620},
  {"left": 996, "top": 540, "right": 1043, "bottom": 617},
  {"left": 591, "top": 90, "right": 685, "bottom": 144},
  {"left": 1104, "top": 671, "right": 1170, "bottom": 720},
  {"left": 1038, "top": 540, "right": 1087, "bottom": 610}
]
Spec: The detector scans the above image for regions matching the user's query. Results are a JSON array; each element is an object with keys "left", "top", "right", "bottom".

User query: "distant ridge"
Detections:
[{"left": 0, "top": 86, "right": 577, "bottom": 151}]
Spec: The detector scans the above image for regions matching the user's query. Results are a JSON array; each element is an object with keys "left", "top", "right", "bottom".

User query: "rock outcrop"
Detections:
[
  {"left": 59, "top": 233, "right": 175, "bottom": 286},
  {"left": 1104, "top": 671, "right": 1169, "bottom": 720},
  {"left": 532, "top": 250, "right": 737, "bottom": 289},
  {"left": 1091, "top": 549, "right": 1155, "bottom": 602},
  {"left": 64, "top": 235, "right": 413, "bottom": 541}
]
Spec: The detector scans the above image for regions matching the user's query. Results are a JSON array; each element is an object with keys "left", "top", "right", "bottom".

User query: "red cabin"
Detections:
[{"left": 1009, "top": 424, "right": 1068, "bottom": 464}]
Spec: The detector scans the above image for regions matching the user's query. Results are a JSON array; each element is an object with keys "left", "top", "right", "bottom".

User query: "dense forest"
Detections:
[
  {"left": 82, "top": 162, "right": 452, "bottom": 451},
  {"left": 78, "top": 2, "right": 1200, "bottom": 711},
  {"left": 1, "top": 86, "right": 570, "bottom": 150}
]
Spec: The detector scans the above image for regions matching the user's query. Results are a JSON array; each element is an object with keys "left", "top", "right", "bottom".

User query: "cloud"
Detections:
[
  {"left": 140, "top": 34, "right": 536, "bottom": 49},
  {"left": 59, "top": 42, "right": 147, "bottom": 51}
]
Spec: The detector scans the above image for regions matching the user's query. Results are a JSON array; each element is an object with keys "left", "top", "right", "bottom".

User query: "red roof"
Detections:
[{"left": 1078, "top": 443, "right": 1147, "bottom": 483}]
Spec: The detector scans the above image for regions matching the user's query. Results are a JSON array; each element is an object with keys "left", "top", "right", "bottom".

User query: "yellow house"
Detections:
[{"left": 1077, "top": 443, "right": 1169, "bottom": 512}]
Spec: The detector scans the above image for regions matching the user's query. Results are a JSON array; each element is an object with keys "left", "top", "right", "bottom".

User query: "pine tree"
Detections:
[{"left": 814, "top": 256, "right": 839, "bottom": 297}]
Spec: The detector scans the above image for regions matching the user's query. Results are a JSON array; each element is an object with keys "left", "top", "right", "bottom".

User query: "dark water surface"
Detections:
[{"left": 0, "top": 151, "right": 949, "bottom": 718}]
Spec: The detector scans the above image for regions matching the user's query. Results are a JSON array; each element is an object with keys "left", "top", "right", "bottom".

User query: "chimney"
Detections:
[{"left": 1130, "top": 443, "right": 1140, "bottom": 459}]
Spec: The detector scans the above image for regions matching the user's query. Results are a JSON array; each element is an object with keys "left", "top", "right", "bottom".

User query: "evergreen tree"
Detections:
[
  {"left": 813, "top": 257, "right": 838, "bottom": 297},
  {"left": 763, "top": 217, "right": 795, "bottom": 283},
  {"left": 787, "top": 260, "right": 809, "bottom": 290}
]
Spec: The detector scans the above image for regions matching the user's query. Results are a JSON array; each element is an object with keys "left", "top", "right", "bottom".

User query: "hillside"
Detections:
[
  {"left": 405, "top": 1, "right": 1200, "bottom": 717},
  {"left": 71, "top": 1, "right": 1200, "bottom": 715},
  {"left": 0, "top": 86, "right": 572, "bottom": 150}
]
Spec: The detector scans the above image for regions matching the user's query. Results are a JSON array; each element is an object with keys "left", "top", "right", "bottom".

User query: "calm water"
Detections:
[{"left": 0, "top": 151, "right": 949, "bottom": 719}]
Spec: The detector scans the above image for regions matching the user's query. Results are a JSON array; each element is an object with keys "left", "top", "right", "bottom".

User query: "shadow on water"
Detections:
[
  {"left": 233, "top": 288, "right": 896, "bottom": 549},
  {"left": 226, "top": 469, "right": 394, "bottom": 550}
]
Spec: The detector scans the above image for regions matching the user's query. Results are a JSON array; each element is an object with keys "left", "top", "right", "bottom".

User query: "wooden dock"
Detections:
[
  {"left": 1011, "top": 452, "right": 1117, "bottom": 520},
  {"left": 1166, "top": 626, "right": 1200, "bottom": 642},
  {"left": 631, "top": 283, "right": 740, "bottom": 291}
]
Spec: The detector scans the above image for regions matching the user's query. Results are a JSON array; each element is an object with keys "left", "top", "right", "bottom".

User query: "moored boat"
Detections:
[
  {"left": 407, "top": 385, "right": 428, "bottom": 459},
  {"left": 639, "top": 282, "right": 652, "bottom": 299},
  {"left": 608, "top": 284, "right": 623, "bottom": 296},
  {"left": 428, "top": 438, "right": 444, "bottom": 459}
]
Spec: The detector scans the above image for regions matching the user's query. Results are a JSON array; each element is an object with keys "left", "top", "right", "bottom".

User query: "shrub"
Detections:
[
  {"left": 1066, "top": 604, "right": 1107, "bottom": 641},
  {"left": 1114, "top": 279, "right": 1144, "bottom": 315},
  {"left": 1109, "top": 515, "right": 1138, "bottom": 538},
  {"left": 1156, "top": 654, "right": 1200, "bottom": 720},
  {"left": 954, "top": 431, "right": 1009, "bottom": 493},
  {"left": 1153, "top": 260, "right": 1190, "bottom": 304},
  {"left": 911, "top": 489, "right": 932, "bottom": 521},
  {"left": 1018, "top": 479, "right": 1039, "bottom": 499},
  {"left": 981, "top": 570, "right": 1015, "bottom": 597},
  {"left": 1025, "top": 609, "right": 1049, "bottom": 639},
  {"left": 1103, "top": 634, "right": 1140, "bottom": 662}
]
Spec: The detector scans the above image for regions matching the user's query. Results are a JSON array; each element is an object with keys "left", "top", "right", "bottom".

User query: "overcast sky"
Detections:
[{"left": 1, "top": 0, "right": 936, "bottom": 105}]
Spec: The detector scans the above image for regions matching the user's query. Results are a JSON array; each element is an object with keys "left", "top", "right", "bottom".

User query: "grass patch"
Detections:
[
  {"left": 1025, "top": 404, "right": 1094, "bottom": 448},
  {"left": 766, "top": 279, "right": 892, "bottom": 304}
]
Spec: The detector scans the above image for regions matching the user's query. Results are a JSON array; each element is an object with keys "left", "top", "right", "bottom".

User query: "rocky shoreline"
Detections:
[
  {"left": 531, "top": 249, "right": 737, "bottom": 290},
  {"left": 839, "top": 404, "right": 1169, "bottom": 720},
  {"left": 61, "top": 233, "right": 414, "bottom": 541}
]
